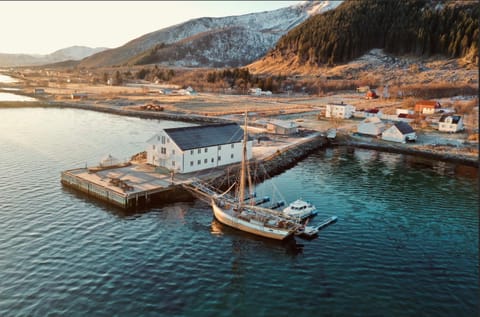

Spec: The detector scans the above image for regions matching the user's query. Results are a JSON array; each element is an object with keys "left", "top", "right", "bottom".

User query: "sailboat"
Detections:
[{"left": 211, "top": 113, "right": 301, "bottom": 240}]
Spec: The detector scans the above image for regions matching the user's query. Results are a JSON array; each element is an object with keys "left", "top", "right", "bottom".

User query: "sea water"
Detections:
[{"left": 0, "top": 107, "right": 477, "bottom": 317}]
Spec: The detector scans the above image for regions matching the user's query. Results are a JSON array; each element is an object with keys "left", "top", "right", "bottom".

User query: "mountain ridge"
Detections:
[
  {"left": 0, "top": 46, "right": 108, "bottom": 67},
  {"left": 79, "top": 1, "right": 341, "bottom": 68}
]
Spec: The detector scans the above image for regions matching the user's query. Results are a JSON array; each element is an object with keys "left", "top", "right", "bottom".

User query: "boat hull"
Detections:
[{"left": 212, "top": 201, "right": 293, "bottom": 241}]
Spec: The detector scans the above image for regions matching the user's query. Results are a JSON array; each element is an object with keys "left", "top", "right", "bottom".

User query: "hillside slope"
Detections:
[
  {"left": 0, "top": 46, "right": 108, "bottom": 67},
  {"left": 79, "top": 1, "right": 341, "bottom": 68},
  {"left": 253, "top": 0, "right": 478, "bottom": 72}
]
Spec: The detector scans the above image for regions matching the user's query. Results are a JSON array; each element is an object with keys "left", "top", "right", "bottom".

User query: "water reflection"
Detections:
[{"left": 210, "top": 218, "right": 304, "bottom": 256}]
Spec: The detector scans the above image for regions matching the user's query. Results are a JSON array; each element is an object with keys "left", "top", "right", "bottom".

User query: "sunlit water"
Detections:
[
  {"left": 0, "top": 92, "right": 37, "bottom": 102},
  {"left": 0, "top": 107, "right": 478, "bottom": 317},
  {"left": 0, "top": 74, "right": 19, "bottom": 83},
  {"left": 0, "top": 74, "right": 35, "bottom": 101}
]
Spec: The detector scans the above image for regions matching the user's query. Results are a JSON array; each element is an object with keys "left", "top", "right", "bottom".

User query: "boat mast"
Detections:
[{"left": 238, "top": 111, "right": 248, "bottom": 207}]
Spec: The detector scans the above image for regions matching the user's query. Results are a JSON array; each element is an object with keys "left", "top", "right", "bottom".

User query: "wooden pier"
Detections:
[
  {"left": 61, "top": 133, "right": 327, "bottom": 209},
  {"left": 61, "top": 163, "right": 185, "bottom": 209}
]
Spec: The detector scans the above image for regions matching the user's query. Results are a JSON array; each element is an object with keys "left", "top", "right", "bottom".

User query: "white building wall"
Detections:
[
  {"left": 147, "top": 135, "right": 252, "bottom": 174},
  {"left": 326, "top": 104, "right": 355, "bottom": 119},
  {"left": 358, "top": 123, "right": 383, "bottom": 136},
  {"left": 147, "top": 132, "right": 183, "bottom": 171},
  {"left": 382, "top": 127, "right": 405, "bottom": 143},
  {"left": 439, "top": 116, "right": 464, "bottom": 132}
]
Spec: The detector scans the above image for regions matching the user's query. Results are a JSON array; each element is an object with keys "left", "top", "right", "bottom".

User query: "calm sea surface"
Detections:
[{"left": 0, "top": 107, "right": 478, "bottom": 317}]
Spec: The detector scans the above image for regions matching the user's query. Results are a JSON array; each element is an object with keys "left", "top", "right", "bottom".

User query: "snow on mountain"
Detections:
[{"left": 80, "top": 0, "right": 342, "bottom": 68}]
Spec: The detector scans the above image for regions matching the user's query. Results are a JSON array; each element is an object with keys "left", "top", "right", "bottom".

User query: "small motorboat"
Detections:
[{"left": 283, "top": 199, "right": 318, "bottom": 220}]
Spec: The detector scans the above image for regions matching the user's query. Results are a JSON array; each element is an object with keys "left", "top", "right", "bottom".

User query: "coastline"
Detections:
[
  {"left": 1, "top": 100, "right": 477, "bottom": 168},
  {"left": 337, "top": 136, "right": 478, "bottom": 167}
]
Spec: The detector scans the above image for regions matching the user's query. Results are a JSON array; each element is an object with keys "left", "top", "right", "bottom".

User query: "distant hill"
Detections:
[
  {"left": 254, "top": 0, "right": 478, "bottom": 71},
  {"left": 79, "top": 1, "right": 342, "bottom": 68},
  {"left": 0, "top": 46, "right": 109, "bottom": 67}
]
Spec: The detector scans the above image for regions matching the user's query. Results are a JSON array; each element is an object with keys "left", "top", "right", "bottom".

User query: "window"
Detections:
[
  {"left": 211, "top": 158, "right": 214, "bottom": 163},
  {"left": 204, "top": 158, "right": 207, "bottom": 163},
  {"left": 231, "top": 144, "right": 234, "bottom": 148},
  {"left": 161, "top": 147, "right": 166, "bottom": 154},
  {"left": 218, "top": 145, "right": 222, "bottom": 150},
  {"left": 152, "top": 145, "right": 156, "bottom": 150},
  {"left": 218, "top": 156, "right": 221, "bottom": 161},
  {"left": 161, "top": 136, "right": 166, "bottom": 144},
  {"left": 198, "top": 149, "right": 201, "bottom": 154},
  {"left": 172, "top": 161, "right": 175, "bottom": 167},
  {"left": 204, "top": 148, "right": 208, "bottom": 153},
  {"left": 230, "top": 154, "right": 234, "bottom": 159},
  {"left": 190, "top": 161, "right": 194, "bottom": 166},
  {"left": 190, "top": 150, "right": 194, "bottom": 155},
  {"left": 198, "top": 160, "right": 201, "bottom": 165},
  {"left": 172, "top": 149, "right": 175, "bottom": 155}
]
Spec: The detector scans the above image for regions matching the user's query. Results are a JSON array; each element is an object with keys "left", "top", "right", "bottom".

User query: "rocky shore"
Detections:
[{"left": 338, "top": 136, "right": 478, "bottom": 167}]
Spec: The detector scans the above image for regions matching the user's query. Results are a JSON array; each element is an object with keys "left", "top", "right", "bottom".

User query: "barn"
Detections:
[
  {"left": 382, "top": 122, "right": 417, "bottom": 143},
  {"left": 146, "top": 123, "right": 252, "bottom": 174}
]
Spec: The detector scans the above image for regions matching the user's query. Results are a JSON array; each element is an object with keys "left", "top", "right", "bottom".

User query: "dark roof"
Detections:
[
  {"left": 394, "top": 121, "right": 415, "bottom": 134},
  {"left": 164, "top": 123, "right": 244, "bottom": 150},
  {"left": 439, "top": 115, "right": 462, "bottom": 124}
]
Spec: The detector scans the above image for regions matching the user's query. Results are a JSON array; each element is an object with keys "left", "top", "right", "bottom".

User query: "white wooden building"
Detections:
[
  {"left": 438, "top": 115, "right": 464, "bottom": 132},
  {"left": 146, "top": 123, "right": 252, "bottom": 174},
  {"left": 357, "top": 117, "right": 386, "bottom": 136},
  {"left": 382, "top": 122, "right": 417, "bottom": 143},
  {"left": 325, "top": 102, "right": 356, "bottom": 119}
]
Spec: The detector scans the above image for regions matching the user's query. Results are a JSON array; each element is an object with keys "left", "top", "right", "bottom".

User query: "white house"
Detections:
[
  {"left": 382, "top": 122, "right": 417, "bottom": 143},
  {"left": 325, "top": 102, "right": 356, "bottom": 119},
  {"left": 266, "top": 119, "right": 299, "bottom": 135},
  {"left": 146, "top": 123, "right": 252, "bottom": 174},
  {"left": 357, "top": 117, "right": 386, "bottom": 136},
  {"left": 438, "top": 115, "right": 464, "bottom": 132}
]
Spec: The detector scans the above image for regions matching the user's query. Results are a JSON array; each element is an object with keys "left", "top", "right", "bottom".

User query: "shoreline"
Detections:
[
  {"left": 1, "top": 99, "right": 478, "bottom": 168},
  {"left": 336, "top": 137, "right": 478, "bottom": 167}
]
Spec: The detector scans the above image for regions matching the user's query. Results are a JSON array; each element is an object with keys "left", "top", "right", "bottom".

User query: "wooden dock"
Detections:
[
  {"left": 61, "top": 163, "right": 184, "bottom": 208},
  {"left": 61, "top": 133, "right": 327, "bottom": 209}
]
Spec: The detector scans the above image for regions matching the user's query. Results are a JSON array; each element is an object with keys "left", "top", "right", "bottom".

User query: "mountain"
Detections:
[
  {"left": 79, "top": 0, "right": 342, "bottom": 68},
  {"left": 0, "top": 46, "right": 109, "bottom": 67},
  {"left": 251, "top": 0, "right": 478, "bottom": 72}
]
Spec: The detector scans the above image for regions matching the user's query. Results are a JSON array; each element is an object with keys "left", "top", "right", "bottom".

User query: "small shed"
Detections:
[
  {"left": 33, "top": 88, "right": 45, "bottom": 95},
  {"left": 71, "top": 92, "right": 88, "bottom": 100},
  {"left": 414, "top": 100, "right": 440, "bottom": 114},
  {"left": 266, "top": 120, "right": 299, "bottom": 135},
  {"left": 99, "top": 154, "right": 121, "bottom": 167},
  {"left": 357, "top": 117, "right": 386, "bottom": 136},
  {"left": 365, "top": 90, "right": 378, "bottom": 99},
  {"left": 438, "top": 115, "right": 464, "bottom": 132},
  {"left": 382, "top": 122, "right": 417, "bottom": 143}
]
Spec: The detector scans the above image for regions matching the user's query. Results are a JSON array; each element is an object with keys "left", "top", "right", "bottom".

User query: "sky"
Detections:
[{"left": 1, "top": 1, "right": 301, "bottom": 55}]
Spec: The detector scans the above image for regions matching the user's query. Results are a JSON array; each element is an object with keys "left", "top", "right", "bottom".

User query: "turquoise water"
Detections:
[{"left": 0, "top": 108, "right": 478, "bottom": 316}]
